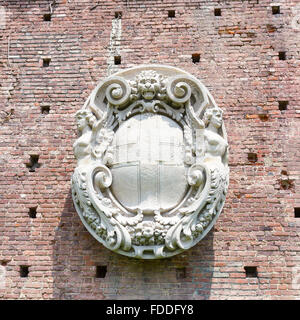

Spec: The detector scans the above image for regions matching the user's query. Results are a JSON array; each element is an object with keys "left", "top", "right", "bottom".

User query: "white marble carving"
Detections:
[{"left": 71, "top": 65, "right": 229, "bottom": 259}]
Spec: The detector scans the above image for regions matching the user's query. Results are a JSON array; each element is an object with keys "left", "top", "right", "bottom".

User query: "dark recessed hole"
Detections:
[
  {"left": 115, "top": 11, "right": 122, "bottom": 19},
  {"left": 43, "top": 58, "right": 51, "bottom": 67},
  {"left": 280, "top": 179, "right": 294, "bottom": 190},
  {"left": 266, "top": 24, "right": 277, "bottom": 33},
  {"left": 114, "top": 55, "right": 121, "bottom": 65},
  {"left": 294, "top": 208, "right": 300, "bottom": 218},
  {"left": 244, "top": 266, "right": 258, "bottom": 278},
  {"left": 168, "top": 10, "right": 175, "bottom": 18},
  {"left": 28, "top": 207, "right": 37, "bottom": 218},
  {"left": 1, "top": 260, "right": 8, "bottom": 266},
  {"left": 258, "top": 114, "right": 269, "bottom": 121},
  {"left": 20, "top": 266, "right": 29, "bottom": 278},
  {"left": 43, "top": 13, "right": 51, "bottom": 21},
  {"left": 214, "top": 8, "right": 222, "bottom": 16},
  {"left": 248, "top": 153, "right": 258, "bottom": 163},
  {"left": 176, "top": 267, "right": 186, "bottom": 280},
  {"left": 192, "top": 53, "right": 200, "bottom": 63},
  {"left": 281, "top": 170, "right": 288, "bottom": 175},
  {"left": 96, "top": 266, "right": 107, "bottom": 278},
  {"left": 262, "top": 226, "right": 272, "bottom": 231},
  {"left": 272, "top": 6, "right": 280, "bottom": 15},
  {"left": 278, "top": 100, "right": 288, "bottom": 111},
  {"left": 41, "top": 105, "right": 50, "bottom": 114},
  {"left": 278, "top": 51, "right": 286, "bottom": 60},
  {"left": 26, "top": 155, "right": 40, "bottom": 172}
]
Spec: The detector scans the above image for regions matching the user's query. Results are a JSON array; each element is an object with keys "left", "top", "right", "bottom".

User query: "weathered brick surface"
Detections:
[{"left": 0, "top": 0, "right": 299, "bottom": 300}]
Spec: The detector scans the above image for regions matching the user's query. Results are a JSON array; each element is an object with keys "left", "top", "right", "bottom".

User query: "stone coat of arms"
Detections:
[{"left": 71, "top": 65, "right": 229, "bottom": 259}]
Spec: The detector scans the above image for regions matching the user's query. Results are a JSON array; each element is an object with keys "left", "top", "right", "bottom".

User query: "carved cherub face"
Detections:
[
  {"left": 136, "top": 71, "right": 161, "bottom": 100},
  {"left": 75, "top": 110, "right": 96, "bottom": 132},
  {"left": 203, "top": 106, "right": 223, "bottom": 129},
  {"left": 76, "top": 112, "right": 88, "bottom": 131},
  {"left": 210, "top": 109, "right": 223, "bottom": 129}
]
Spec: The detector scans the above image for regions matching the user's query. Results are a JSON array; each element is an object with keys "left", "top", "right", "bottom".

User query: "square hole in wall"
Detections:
[
  {"left": 272, "top": 6, "right": 280, "bottom": 15},
  {"left": 262, "top": 226, "right": 272, "bottom": 231},
  {"left": 28, "top": 207, "right": 37, "bottom": 219},
  {"left": 176, "top": 267, "right": 187, "bottom": 280},
  {"left": 43, "top": 13, "right": 51, "bottom": 21},
  {"left": 214, "top": 8, "right": 222, "bottom": 16},
  {"left": 41, "top": 105, "right": 50, "bottom": 114},
  {"left": 278, "top": 101, "right": 288, "bottom": 111},
  {"left": 244, "top": 266, "right": 258, "bottom": 278},
  {"left": 248, "top": 153, "right": 258, "bottom": 163},
  {"left": 295, "top": 208, "right": 300, "bottom": 218},
  {"left": 26, "top": 155, "right": 40, "bottom": 172},
  {"left": 278, "top": 51, "right": 286, "bottom": 60},
  {"left": 258, "top": 113, "right": 269, "bottom": 121},
  {"left": 96, "top": 266, "right": 107, "bottom": 278},
  {"left": 168, "top": 10, "right": 175, "bottom": 18},
  {"left": 115, "top": 11, "right": 122, "bottom": 19},
  {"left": 20, "top": 266, "right": 29, "bottom": 278},
  {"left": 114, "top": 55, "right": 121, "bottom": 65},
  {"left": 192, "top": 53, "right": 200, "bottom": 63},
  {"left": 43, "top": 58, "right": 51, "bottom": 67}
]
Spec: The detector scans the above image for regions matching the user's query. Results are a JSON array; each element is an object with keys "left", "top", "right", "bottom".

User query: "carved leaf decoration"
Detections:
[{"left": 85, "top": 164, "right": 132, "bottom": 251}]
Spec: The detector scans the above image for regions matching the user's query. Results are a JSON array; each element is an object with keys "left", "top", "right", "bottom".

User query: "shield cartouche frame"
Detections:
[{"left": 71, "top": 65, "right": 229, "bottom": 259}]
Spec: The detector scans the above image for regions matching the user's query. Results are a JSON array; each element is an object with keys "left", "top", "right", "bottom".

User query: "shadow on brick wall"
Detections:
[{"left": 52, "top": 188, "right": 214, "bottom": 300}]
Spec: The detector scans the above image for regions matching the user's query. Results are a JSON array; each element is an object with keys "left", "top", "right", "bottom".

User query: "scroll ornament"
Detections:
[{"left": 71, "top": 65, "right": 229, "bottom": 259}]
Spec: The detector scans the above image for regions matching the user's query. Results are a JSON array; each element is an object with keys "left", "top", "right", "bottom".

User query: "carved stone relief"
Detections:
[{"left": 71, "top": 65, "right": 229, "bottom": 259}]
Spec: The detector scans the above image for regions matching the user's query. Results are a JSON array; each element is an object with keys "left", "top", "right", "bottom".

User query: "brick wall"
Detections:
[{"left": 0, "top": 0, "right": 299, "bottom": 299}]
